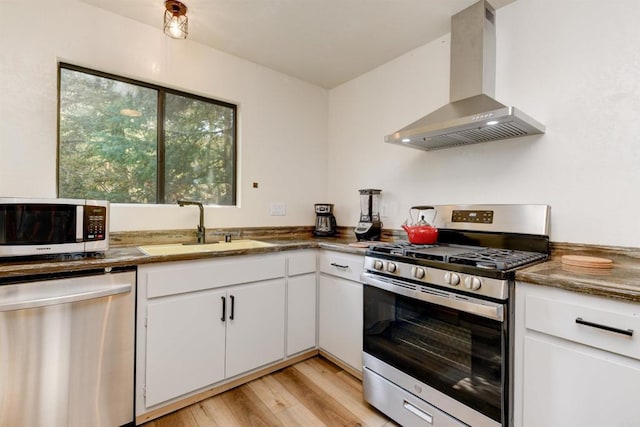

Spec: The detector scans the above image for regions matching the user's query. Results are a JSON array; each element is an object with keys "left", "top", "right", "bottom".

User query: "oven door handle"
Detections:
[{"left": 361, "top": 273, "right": 504, "bottom": 322}]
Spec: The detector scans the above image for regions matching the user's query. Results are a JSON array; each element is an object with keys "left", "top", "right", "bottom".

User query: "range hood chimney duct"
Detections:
[{"left": 385, "top": 0, "right": 544, "bottom": 151}]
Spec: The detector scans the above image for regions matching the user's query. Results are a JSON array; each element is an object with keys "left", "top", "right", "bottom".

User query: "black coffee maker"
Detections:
[{"left": 313, "top": 204, "right": 337, "bottom": 236}]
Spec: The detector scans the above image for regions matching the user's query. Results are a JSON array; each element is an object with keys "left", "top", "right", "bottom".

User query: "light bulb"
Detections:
[{"left": 169, "top": 19, "right": 182, "bottom": 38}]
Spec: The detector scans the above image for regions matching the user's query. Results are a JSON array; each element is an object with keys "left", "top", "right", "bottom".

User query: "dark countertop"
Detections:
[
  {"left": 3, "top": 237, "right": 640, "bottom": 303},
  {"left": 516, "top": 244, "right": 640, "bottom": 303},
  {"left": 0, "top": 238, "right": 367, "bottom": 280}
]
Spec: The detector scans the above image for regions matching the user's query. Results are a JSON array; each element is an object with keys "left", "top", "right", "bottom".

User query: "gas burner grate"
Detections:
[
  {"left": 404, "top": 249, "right": 448, "bottom": 262},
  {"left": 449, "top": 248, "right": 547, "bottom": 270},
  {"left": 369, "top": 242, "right": 438, "bottom": 256},
  {"left": 368, "top": 242, "right": 547, "bottom": 272}
]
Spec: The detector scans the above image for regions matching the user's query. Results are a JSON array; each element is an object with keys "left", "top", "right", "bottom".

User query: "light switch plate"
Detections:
[{"left": 270, "top": 203, "right": 286, "bottom": 216}]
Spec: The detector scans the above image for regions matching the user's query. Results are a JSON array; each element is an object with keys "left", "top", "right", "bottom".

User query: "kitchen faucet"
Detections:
[{"left": 177, "top": 200, "right": 206, "bottom": 244}]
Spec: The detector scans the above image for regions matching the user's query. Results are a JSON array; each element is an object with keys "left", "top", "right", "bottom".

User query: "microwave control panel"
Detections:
[{"left": 84, "top": 205, "right": 107, "bottom": 241}]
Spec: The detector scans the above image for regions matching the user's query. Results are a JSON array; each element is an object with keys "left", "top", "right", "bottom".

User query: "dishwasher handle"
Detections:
[{"left": 0, "top": 280, "right": 132, "bottom": 312}]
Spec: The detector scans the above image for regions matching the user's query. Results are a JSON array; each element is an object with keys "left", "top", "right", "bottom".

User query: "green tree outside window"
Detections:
[{"left": 58, "top": 65, "right": 236, "bottom": 205}]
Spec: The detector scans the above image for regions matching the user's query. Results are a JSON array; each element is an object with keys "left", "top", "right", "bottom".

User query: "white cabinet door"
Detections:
[
  {"left": 287, "top": 273, "right": 317, "bottom": 356},
  {"left": 522, "top": 335, "right": 640, "bottom": 427},
  {"left": 318, "top": 274, "right": 363, "bottom": 371},
  {"left": 516, "top": 282, "right": 640, "bottom": 427},
  {"left": 145, "top": 289, "right": 226, "bottom": 407},
  {"left": 225, "top": 279, "right": 286, "bottom": 378}
]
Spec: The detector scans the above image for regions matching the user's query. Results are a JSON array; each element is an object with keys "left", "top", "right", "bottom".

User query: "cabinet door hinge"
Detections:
[{"left": 144, "top": 308, "right": 148, "bottom": 328}]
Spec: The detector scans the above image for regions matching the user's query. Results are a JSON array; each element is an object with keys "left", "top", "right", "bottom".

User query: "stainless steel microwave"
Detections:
[{"left": 0, "top": 198, "right": 109, "bottom": 257}]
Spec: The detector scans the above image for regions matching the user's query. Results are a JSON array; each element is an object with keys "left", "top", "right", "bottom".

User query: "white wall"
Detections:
[
  {"left": 328, "top": 0, "right": 640, "bottom": 247},
  {"left": 0, "top": 0, "right": 328, "bottom": 231},
  {"left": 3, "top": 0, "right": 639, "bottom": 247}
]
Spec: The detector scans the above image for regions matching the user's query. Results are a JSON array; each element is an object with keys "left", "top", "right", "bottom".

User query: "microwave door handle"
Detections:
[{"left": 76, "top": 205, "right": 84, "bottom": 242}]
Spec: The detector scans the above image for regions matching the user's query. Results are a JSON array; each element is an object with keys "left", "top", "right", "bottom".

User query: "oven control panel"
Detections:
[
  {"left": 451, "top": 209, "right": 493, "bottom": 224},
  {"left": 363, "top": 256, "right": 509, "bottom": 300}
]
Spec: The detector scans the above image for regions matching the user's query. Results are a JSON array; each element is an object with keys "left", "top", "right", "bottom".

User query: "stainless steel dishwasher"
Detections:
[{"left": 0, "top": 267, "right": 135, "bottom": 427}]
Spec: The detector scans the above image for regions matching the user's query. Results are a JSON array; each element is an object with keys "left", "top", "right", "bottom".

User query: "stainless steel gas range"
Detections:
[{"left": 361, "top": 204, "right": 550, "bottom": 427}]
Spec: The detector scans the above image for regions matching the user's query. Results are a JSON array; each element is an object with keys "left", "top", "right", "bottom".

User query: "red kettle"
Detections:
[{"left": 402, "top": 206, "right": 438, "bottom": 244}]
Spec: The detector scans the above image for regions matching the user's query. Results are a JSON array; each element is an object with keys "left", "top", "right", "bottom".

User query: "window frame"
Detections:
[{"left": 57, "top": 62, "right": 238, "bottom": 205}]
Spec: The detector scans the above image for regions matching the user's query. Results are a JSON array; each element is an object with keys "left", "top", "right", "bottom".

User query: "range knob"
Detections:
[
  {"left": 372, "top": 260, "right": 384, "bottom": 271},
  {"left": 464, "top": 276, "right": 482, "bottom": 291},
  {"left": 411, "top": 266, "right": 426, "bottom": 279},
  {"left": 444, "top": 272, "right": 460, "bottom": 286},
  {"left": 386, "top": 262, "right": 398, "bottom": 273}
]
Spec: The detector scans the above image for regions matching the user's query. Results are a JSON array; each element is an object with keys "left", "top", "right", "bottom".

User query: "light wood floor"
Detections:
[{"left": 142, "top": 356, "right": 397, "bottom": 427}]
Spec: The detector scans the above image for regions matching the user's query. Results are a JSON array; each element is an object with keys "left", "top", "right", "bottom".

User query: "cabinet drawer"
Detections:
[
  {"left": 287, "top": 250, "right": 317, "bottom": 276},
  {"left": 319, "top": 251, "right": 364, "bottom": 282},
  {"left": 142, "top": 254, "right": 286, "bottom": 298},
  {"left": 525, "top": 293, "right": 640, "bottom": 360}
]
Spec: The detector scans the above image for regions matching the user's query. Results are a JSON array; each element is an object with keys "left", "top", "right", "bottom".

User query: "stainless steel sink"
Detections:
[{"left": 138, "top": 240, "right": 275, "bottom": 256}]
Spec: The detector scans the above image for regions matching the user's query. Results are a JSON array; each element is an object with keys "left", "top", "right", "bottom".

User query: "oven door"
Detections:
[{"left": 362, "top": 272, "right": 509, "bottom": 427}]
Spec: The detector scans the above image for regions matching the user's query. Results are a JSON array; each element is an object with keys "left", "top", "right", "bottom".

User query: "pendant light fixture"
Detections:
[{"left": 164, "top": 0, "right": 188, "bottom": 39}]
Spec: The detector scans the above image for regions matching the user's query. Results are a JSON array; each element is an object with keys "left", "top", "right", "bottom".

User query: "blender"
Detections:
[{"left": 354, "top": 189, "right": 382, "bottom": 241}]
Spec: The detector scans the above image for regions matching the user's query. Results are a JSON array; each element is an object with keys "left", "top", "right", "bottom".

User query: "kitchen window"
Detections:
[{"left": 57, "top": 64, "right": 237, "bottom": 205}]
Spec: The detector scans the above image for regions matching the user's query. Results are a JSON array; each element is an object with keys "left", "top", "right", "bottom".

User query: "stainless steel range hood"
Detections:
[{"left": 385, "top": 0, "right": 544, "bottom": 151}]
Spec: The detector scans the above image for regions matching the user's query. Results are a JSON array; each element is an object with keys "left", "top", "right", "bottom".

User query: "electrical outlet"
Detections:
[{"left": 270, "top": 203, "right": 286, "bottom": 216}]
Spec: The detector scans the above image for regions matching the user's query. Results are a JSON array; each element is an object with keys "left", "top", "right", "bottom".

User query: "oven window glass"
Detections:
[
  {"left": 364, "top": 285, "right": 505, "bottom": 423},
  {"left": 0, "top": 204, "right": 76, "bottom": 245}
]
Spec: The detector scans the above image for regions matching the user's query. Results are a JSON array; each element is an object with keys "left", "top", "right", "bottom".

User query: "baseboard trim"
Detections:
[{"left": 318, "top": 350, "right": 363, "bottom": 380}]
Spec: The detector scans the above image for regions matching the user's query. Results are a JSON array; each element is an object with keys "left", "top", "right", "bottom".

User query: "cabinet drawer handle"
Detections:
[
  {"left": 221, "top": 296, "right": 226, "bottom": 322},
  {"left": 330, "top": 262, "right": 349, "bottom": 270},
  {"left": 230, "top": 295, "right": 235, "bottom": 320},
  {"left": 575, "top": 317, "right": 634, "bottom": 337}
]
